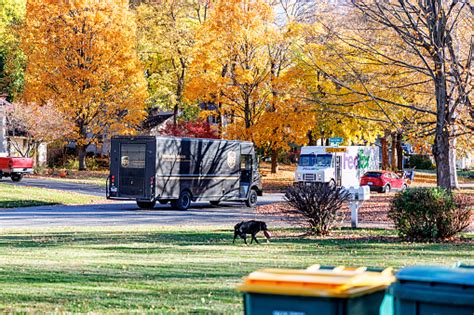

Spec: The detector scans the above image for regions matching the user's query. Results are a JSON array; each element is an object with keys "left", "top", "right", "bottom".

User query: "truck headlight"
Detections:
[{"left": 296, "top": 173, "right": 302, "bottom": 181}]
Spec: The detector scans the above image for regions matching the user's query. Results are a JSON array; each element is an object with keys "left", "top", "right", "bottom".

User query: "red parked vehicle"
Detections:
[
  {"left": 360, "top": 170, "right": 408, "bottom": 193},
  {"left": 0, "top": 157, "right": 34, "bottom": 182}
]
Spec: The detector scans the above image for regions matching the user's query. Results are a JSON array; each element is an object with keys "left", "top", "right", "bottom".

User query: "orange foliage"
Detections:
[{"left": 21, "top": 0, "right": 148, "bottom": 151}]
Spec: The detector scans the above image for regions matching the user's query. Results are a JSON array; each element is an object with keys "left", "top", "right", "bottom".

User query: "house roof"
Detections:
[
  {"left": 0, "top": 96, "right": 12, "bottom": 107},
  {"left": 142, "top": 109, "right": 175, "bottom": 129}
]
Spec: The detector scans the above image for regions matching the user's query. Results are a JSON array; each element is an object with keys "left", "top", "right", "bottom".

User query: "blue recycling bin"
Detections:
[{"left": 390, "top": 265, "right": 474, "bottom": 315}]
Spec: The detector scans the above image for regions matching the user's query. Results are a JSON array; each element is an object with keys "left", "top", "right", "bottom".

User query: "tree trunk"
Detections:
[
  {"left": 78, "top": 145, "right": 87, "bottom": 171},
  {"left": 244, "top": 96, "right": 251, "bottom": 129},
  {"left": 449, "top": 135, "right": 459, "bottom": 189},
  {"left": 433, "top": 129, "right": 451, "bottom": 190},
  {"left": 173, "top": 104, "right": 179, "bottom": 126},
  {"left": 397, "top": 132, "right": 403, "bottom": 170},
  {"left": 381, "top": 132, "right": 389, "bottom": 170},
  {"left": 174, "top": 58, "right": 186, "bottom": 126},
  {"left": 270, "top": 148, "right": 278, "bottom": 174},
  {"left": 391, "top": 134, "right": 397, "bottom": 170},
  {"left": 307, "top": 130, "right": 316, "bottom": 145},
  {"left": 217, "top": 102, "right": 223, "bottom": 139},
  {"left": 432, "top": 54, "right": 452, "bottom": 190}
]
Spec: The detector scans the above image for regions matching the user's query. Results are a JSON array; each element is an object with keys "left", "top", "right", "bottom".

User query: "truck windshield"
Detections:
[
  {"left": 298, "top": 154, "right": 332, "bottom": 168},
  {"left": 298, "top": 154, "right": 316, "bottom": 166}
]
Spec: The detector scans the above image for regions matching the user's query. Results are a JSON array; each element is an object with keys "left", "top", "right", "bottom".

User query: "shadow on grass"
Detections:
[
  {"left": 0, "top": 263, "right": 247, "bottom": 284},
  {"left": 0, "top": 200, "right": 58, "bottom": 209},
  {"left": 0, "top": 229, "right": 471, "bottom": 250}
]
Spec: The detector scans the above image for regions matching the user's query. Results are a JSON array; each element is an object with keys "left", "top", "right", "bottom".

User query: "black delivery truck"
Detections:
[{"left": 107, "top": 136, "right": 263, "bottom": 210}]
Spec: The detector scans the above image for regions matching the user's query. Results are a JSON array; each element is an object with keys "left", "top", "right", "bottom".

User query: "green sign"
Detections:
[{"left": 329, "top": 137, "right": 343, "bottom": 146}]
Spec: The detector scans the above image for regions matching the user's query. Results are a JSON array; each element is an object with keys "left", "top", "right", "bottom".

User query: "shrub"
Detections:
[
  {"left": 284, "top": 183, "right": 350, "bottom": 235},
  {"left": 159, "top": 118, "right": 219, "bottom": 139},
  {"left": 406, "top": 154, "right": 434, "bottom": 169},
  {"left": 388, "top": 188, "right": 473, "bottom": 241},
  {"left": 64, "top": 156, "right": 108, "bottom": 171}
]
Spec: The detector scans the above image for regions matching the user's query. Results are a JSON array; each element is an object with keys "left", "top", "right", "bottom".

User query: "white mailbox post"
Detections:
[{"left": 348, "top": 186, "right": 370, "bottom": 228}]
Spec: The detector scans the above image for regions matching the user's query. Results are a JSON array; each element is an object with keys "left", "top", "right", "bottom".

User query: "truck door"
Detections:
[
  {"left": 335, "top": 155, "right": 342, "bottom": 186},
  {"left": 240, "top": 154, "right": 252, "bottom": 197},
  {"left": 119, "top": 143, "right": 147, "bottom": 197}
]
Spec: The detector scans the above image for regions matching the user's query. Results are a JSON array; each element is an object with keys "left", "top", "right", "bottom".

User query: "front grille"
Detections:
[{"left": 304, "top": 174, "right": 315, "bottom": 181}]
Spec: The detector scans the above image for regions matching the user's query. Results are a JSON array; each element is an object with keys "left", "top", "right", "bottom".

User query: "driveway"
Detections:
[{"left": 0, "top": 199, "right": 287, "bottom": 229}]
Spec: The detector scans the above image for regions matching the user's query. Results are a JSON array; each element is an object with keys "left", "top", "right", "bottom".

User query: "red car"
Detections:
[{"left": 360, "top": 170, "right": 408, "bottom": 193}]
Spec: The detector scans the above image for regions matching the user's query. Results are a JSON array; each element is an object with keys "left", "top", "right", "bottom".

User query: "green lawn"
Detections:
[
  {"left": 0, "top": 183, "right": 103, "bottom": 208},
  {"left": 32, "top": 175, "right": 107, "bottom": 187},
  {"left": 416, "top": 169, "right": 474, "bottom": 180},
  {"left": 0, "top": 226, "right": 472, "bottom": 313}
]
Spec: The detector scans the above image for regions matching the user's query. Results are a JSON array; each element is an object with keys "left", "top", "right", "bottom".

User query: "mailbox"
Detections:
[{"left": 348, "top": 186, "right": 370, "bottom": 201}]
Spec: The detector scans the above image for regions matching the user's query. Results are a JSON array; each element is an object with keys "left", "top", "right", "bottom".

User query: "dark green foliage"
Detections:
[
  {"left": 284, "top": 183, "right": 350, "bottom": 235},
  {"left": 389, "top": 188, "right": 473, "bottom": 241},
  {"left": 406, "top": 154, "right": 435, "bottom": 170}
]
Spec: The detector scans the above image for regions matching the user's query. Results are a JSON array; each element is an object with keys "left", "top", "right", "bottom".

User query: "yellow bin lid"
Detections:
[{"left": 237, "top": 265, "right": 395, "bottom": 298}]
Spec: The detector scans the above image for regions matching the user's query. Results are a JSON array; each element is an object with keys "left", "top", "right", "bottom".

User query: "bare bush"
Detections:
[{"left": 284, "top": 183, "right": 350, "bottom": 235}]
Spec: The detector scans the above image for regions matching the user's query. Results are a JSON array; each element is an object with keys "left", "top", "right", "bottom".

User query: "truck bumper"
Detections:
[
  {"left": 11, "top": 168, "right": 34, "bottom": 173},
  {"left": 1, "top": 168, "right": 34, "bottom": 174}
]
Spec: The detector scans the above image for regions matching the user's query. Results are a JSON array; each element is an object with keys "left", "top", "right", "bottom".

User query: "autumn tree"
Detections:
[
  {"left": 22, "top": 0, "right": 148, "bottom": 170},
  {"left": 186, "top": 0, "right": 274, "bottom": 133},
  {"left": 187, "top": 0, "right": 312, "bottom": 172},
  {"left": 136, "top": 0, "right": 210, "bottom": 123},
  {"left": 0, "top": 0, "right": 26, "bottom": 101},
  {"left": 293, "top": 13, "right": 390, "bottom": 147},
  {"left": 298, "top": 1, "right": 472, "bottom": 189},
  {"left": 5, "top": 102, "right": 72, "bottom": 159}
]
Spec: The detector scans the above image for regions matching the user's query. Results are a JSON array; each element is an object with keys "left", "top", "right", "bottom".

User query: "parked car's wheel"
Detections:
[
  {"left": 401, "top": 184, "right": 408, "bottom": 192},
  {"left": 383, "top": 184, "right": 391, "bottom": 193},
  {"left": 158, "top": 200, "right": 169, "bottom": 205},
  {"left": 245, "top": 189, "right": 258, "bottom": 207},
  {"left": 136, "top": 200, "right": 156, "bottom": 209},
  {"left": 209, "top": 201, "right": 220, "bottom": 206},
  {"left": 171, "top": 190, "right": 192, "bottom": 210},
  {"left": 11, "top": 173, "right": 23, "bottom": 182}
]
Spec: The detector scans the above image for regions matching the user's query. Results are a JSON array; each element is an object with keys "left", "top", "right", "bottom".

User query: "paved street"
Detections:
[
  {"left": 0, "top": 200, "right": 287, "bottom": 229},
  {"left": 1, "top": 177, "right": 472, "bottom": 229},
  {"left": 0, "top": 177, "right": 286, "bottom": 228}
]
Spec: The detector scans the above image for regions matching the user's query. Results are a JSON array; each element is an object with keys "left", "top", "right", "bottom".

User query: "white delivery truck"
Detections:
[{"left": 294, "top": 146, "right": 380, "bottom": 188}]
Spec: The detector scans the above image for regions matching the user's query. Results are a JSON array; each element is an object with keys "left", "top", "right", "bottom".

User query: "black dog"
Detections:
[{"left": 233, "top": 220, "right": 271, "bottom": 244}]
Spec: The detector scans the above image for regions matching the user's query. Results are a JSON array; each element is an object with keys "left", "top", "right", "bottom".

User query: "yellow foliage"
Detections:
[
  {"left": 21, "top": 0, "right": 147, "bottom": 147},
  {"left": 186, "top": 0, "right": 313, "bottom": 153}
]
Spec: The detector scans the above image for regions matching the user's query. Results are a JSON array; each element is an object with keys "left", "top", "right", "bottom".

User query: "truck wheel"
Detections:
[
  {"left": 210, "top": 201, "right": 220, "bottom": 206},
  {"left": 11, "top": 173, "right": 23, "bottom": 182},
  {"left": 137, "top": 200, "right": 156, "bottom": 209},
  {"left": 245, "top": 189, "right": 258, "bottom": 207},
  {"left": 383, "top": 184, "right": 391, "bottom": 194},
  {"left": 171, "top": 190, "right": 191, "bottom": 210}
]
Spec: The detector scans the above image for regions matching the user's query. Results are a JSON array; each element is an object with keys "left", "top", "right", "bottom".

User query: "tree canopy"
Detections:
[{"left": 22, "top": 0, "right": 148, "bottom": 169}]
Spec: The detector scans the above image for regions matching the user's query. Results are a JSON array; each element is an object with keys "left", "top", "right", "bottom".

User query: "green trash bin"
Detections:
[
  {"left": 391, "top": 265, "right": 474, "bottom": 315},
  {"left": 237, "top": 265, "right": 395, "bottom": 315}
]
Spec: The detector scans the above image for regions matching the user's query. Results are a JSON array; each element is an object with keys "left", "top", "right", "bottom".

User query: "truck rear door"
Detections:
[{"left": 119, "top": 143, "right": 147, "bottom": 197}]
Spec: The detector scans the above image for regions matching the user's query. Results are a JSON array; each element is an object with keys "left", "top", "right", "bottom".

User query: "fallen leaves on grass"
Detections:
[{"left": 256, "top": 194, "right": 394, "bottom": 224}]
